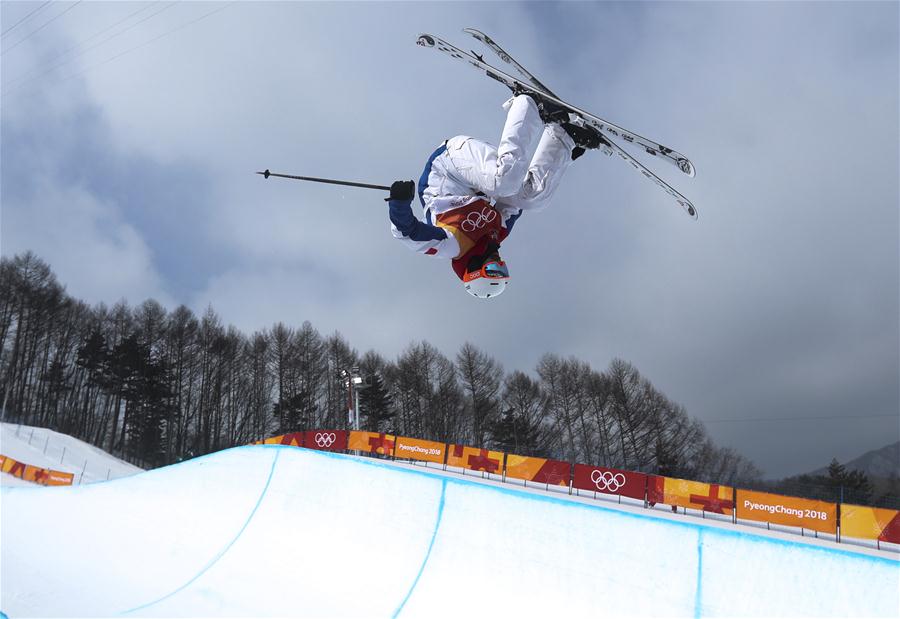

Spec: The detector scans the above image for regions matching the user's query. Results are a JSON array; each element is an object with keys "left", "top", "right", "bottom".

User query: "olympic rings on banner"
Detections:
[
  {"left": 591, "top": 469, "right": 626, "bottom": 492},
  {"left": 315, "top": 432, "right": 337, "bottom": 448}
]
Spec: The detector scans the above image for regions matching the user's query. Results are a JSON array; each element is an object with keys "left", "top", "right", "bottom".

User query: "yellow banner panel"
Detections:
[
  {"left": 255, "top": 434, "right": 286, "bottom": 445},
  {"left": 1, "top": 455, "right": 26, "bottom": 478},
  {"left": 446, "top": 445, "right": 504, "bottom": 475},
  {"left": 505, "top": 454, "right": 569, "bottom": 486},
  {"left": 841, "top": 503, "right": 900, "bottom": 543},
  {"left": 662, "top": 477, "right": 735, "bottom": 515},
  {"left": 254, "top": 433, "right": 303, "bottom": 446},
  {"left": 736, "top": 489, "right": 836, "bottom": 534},
  {"left": 394, "top": 436, "right": 446, "bottom": 464},
  {"left": 23, "top": 465, "right": 48, "bottom": 483},
  {"left": 348, "top": 431, "right": 396, "bottom": 456},
  {"left": 505, "top": 454, "right": 542, "bottom": 481}
]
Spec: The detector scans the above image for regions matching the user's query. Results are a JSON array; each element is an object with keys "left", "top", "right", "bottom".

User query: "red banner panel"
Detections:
[
  {"left": 505, "top": 454, "right": 570, "bottom": 486},
  {"left": 303, "top": 430, "right": 349, "bottom": 452},
  {"left": 572, "top": 464, "right": 646, "bottom": 501},
  {"left": 446, "top": 445, "right": 504, "bottom": 475}
]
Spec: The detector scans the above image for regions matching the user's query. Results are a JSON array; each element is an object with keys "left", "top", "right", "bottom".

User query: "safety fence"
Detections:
[
  {"left": 0, "top": 454, "right": 74, "bottom": 486},
  {"left": 254, "top": 430, "right": 900, "bottom": 552}
]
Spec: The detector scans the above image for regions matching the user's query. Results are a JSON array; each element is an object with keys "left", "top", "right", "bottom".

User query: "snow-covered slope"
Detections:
[
  {"left": 0, "top": 422, "right": 142, "bottom": 486},
  {"left": 1, "top": 445, "right": 898, "bottom": 617}
]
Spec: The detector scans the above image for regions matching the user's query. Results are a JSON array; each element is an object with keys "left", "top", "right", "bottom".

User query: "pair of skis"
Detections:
[{"left": 416, "top": 29, "right": 698, "bottom": 220}]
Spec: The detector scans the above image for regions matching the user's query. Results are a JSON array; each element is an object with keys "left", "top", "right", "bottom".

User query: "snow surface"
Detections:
[
  {"left": 1, "top": 445, "right": 898, "bottom": 617},
  {"left": 0, "top": 422, "right": 142, "bottom": 487}
]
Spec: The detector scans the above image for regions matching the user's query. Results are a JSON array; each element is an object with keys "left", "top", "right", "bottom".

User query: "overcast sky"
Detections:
[{"left": 2, "top": 1, "right": 897, "bottom": 478}]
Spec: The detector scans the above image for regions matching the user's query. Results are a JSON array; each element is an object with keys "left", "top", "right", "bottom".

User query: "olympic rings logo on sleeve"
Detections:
[
  {"left": 590, "top": 469, "right": 627, "bottom": 492},
  {"left": 315, "top": 432, "right": 337, "bottom": 448},
  {"left": 460, "top": 206, "right": 498, "bottom": 232}
]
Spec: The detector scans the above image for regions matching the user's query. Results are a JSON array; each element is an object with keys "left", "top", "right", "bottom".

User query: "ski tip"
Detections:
[
  {"left": 684, "top": 202, "right": 699, "bottom": 220},
  {"left": 678, "top": 158, "right": 696, "bottom": 178},
  {"left": 416, "top": 34, "right": 435, "bottom": 48},
  {"left": 257, "top": 169, "right": 271, "bottom": 179},
  {"left": 463, "top": 27, "right": 486, "bottom": 40}
]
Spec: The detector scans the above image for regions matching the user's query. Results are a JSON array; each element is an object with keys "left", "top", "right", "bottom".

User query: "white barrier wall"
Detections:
[{"left": 2, "top": 446, "right": 898, "bottom": 617}]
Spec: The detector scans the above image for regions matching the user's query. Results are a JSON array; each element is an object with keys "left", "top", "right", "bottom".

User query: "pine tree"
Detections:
[
  {"left": 76, "top": 328, "right": 109, "bottom": 388},
  {"left": 827, "top": 458, "right": 873, "bottom": 504},
  {"left": 357, "top": 373, "right": 394, "bottom": 432},
  {"left": 272, "top": 390, "right": 314, "bottom": 434},
  {"left": 489, "top": 407, "right": 548, "bottom": 457},
  {"left": 127, "top": 353, "right": 173, "bottom": 467}
]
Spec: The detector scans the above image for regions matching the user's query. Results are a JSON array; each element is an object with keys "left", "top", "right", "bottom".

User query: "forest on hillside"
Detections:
[
  {"left": 0, "top": 252, "right": 759, "bottom": 479},
  {"left": 5, "top": 251, "right": 891, "bottom": 508}
]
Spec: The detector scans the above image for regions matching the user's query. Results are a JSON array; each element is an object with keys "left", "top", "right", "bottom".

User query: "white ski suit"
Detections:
[{"left": 388, "top": 95, "right": 576, "bottom": 265}]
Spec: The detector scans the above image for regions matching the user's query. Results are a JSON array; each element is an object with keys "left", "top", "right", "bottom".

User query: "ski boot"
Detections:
[{"left": 515, "top": 87, "right": 611, "bottom": 160}]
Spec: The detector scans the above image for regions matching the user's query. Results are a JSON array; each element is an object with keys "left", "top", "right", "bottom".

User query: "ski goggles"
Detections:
[{"left": 466, "top": 260, "right": 509, "bottom": 281}]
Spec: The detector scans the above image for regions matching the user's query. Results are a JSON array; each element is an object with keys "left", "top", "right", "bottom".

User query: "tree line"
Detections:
[{"left": 2, "top": 251, "right": 761, "bottom": 483}]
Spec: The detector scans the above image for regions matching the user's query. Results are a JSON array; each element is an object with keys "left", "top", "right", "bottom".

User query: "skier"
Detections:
[{"left": 386, "top": 93, "right": 604, "bottom": 298}]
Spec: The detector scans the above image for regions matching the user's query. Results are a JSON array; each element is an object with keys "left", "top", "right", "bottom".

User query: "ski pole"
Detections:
[{"left": 256, "top": 169, "right": 390, "bottom": 191}]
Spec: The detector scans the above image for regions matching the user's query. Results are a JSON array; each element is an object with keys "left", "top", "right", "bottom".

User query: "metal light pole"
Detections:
[
  {"left": 340, "top": 367, "right": 365, "bottom": 431},
  {"left": 353, "top": 378, "right": 362, "bottom": 430},
  {"left": 340, "top": 369, "right": 354, "bottom": 428},
  {"left": 350, "top": 366, "right": 362, "bottom": 431}
]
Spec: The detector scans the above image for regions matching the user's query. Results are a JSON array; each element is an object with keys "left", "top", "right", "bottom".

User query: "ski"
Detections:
[
  {"left": 456, "top": 30, "right": 695, "bottom": 180},
  {"left": 416, "top": 32, "right": 698, "bottom": 219},
  {"left": 462, "top": 28, "right": 557, "bottom": 97},
  {"left": 458, "top": 29, "right": 697, "bottom": 220},
  {"left": 463, "top": 28, "right": 616, "bottom": 158}
]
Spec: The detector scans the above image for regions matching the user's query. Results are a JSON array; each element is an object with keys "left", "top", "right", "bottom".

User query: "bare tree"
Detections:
[
  {"left": 456, "top": 342, "right": 503, "bottom": 446},
  {"left": 0, "top": 251, "right": 764, "bottom": 488}
]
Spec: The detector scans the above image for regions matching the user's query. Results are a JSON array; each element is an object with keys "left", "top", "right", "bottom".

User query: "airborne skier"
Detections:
[
  {"left": 258, "top": 29, "right": 696, "bottom": 300},
  {"left": 386, "top": 93, "right": 604, "bottom": 299}
]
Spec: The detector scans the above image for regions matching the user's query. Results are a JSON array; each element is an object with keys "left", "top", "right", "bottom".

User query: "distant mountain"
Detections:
[{"left": 808, "top": 442, "right": 899, "bottom": 479}]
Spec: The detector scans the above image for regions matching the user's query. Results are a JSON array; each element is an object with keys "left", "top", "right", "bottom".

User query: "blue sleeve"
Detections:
[
  {"left": 505, "top": 209, "right": 523, "bottom": 234},
  {"left": 388, "top": 198, "right": 447, "bottom": 242},
  {"left": 419, "top": 143, "right": 448, "bottom": 207}
]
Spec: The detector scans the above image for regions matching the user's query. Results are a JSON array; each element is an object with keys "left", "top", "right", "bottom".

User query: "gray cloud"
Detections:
[{"left": 1, "top": 2, "right": 897, "bottom": 477}]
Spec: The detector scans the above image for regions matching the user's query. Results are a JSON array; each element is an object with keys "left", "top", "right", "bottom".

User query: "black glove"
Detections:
[{"left": 385, "top": 180, "right": 415, "bottom": 202}]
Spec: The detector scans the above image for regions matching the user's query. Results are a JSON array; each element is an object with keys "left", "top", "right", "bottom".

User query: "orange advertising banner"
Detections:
[
  {"left": 736, "top": 489, "right": 836, "bottom": 534},
  {"left": 0, "top": 454, "right": 74, "bottom": 486},
  {"left": 394, "top": 436, "right": 446, "bottom": 465},
  {"left": 446, "top": 445, "right": 504, "bottom": 475},
  {"left": 255, "top": 433, "right": 304, "bottom": 447},
  {"left": 1, "top": 455, "right": 27, "bottom": 478},
  {"left": 348, "top": 431, "right": 396, "bottom": 456},
  {"left": 649, "top": 476, "right": 735, "bottom": 515},
  {"left": 840, "top": 503, "right": 900, "bottom": 543},
  {"left": 505, "top": 454, "right": 570, "bottom": 486},
  {"left": 23, "top": 464, "right": 48, "bottom": 483},
  {"left": 45, "top": 470, "right": 75, "bottom": 486}
]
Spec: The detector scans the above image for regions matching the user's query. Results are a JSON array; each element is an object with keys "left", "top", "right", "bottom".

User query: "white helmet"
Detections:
[{"left": 463, "top": 260, "right": 510, "bottom": 299}]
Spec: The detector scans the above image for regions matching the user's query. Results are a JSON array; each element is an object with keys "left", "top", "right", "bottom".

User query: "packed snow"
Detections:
[
  {"left": 0, "top": 422, "right": 142, "bottom": 487},
  {"left": 1, "top": 444, "right": 897, "bottom": 617}
]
